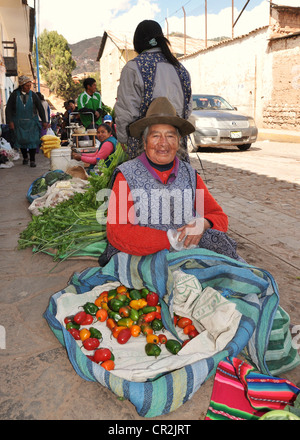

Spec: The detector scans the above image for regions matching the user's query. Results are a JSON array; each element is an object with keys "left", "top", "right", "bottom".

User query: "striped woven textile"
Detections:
[
  {"left": 43, "top": 248, "right": 300, "bottom": 417},
  {"left": 205, "top": 357, "right": 300, "bottom": 420}
]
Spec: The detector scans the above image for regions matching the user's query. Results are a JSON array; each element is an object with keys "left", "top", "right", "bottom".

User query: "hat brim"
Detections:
[
  {"left": 19, "top": 80, "right": 32, "bottom": 86},
  {"left": 129, "top": 114, "right": 195, "bottom": 138}
]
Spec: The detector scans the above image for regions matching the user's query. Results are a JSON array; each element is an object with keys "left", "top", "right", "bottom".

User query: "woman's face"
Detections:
[
  {"left": 97, "top": 126, "right": 110, "bottom": 143},
  {"left": 144, "top": 124, "right": 179, "bottom": 165}
]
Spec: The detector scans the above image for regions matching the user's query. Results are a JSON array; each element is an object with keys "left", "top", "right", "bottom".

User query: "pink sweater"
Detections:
[{"left": 80, "top": 139, "right": 114, "bottom": 165}]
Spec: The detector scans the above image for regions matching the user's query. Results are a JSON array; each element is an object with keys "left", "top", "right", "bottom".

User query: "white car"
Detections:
[{"left": 188, "top": 94, "right": 258, "bottom": 152}]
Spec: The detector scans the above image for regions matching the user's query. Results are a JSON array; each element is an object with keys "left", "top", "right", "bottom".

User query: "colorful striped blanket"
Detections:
[
  {"left": 44, "top": 248, "right": 300, "bottom": 417},
  {"left": 205, "top": 357, "right": 300, "bottom": 420}
]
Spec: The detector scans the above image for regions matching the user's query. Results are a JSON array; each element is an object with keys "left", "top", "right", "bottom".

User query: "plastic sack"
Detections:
[
  {"left": 46, "top": 128, "right": 55, "bottom": 136},
  {"left": 26, "top": 169, "right": 72, "bottom": 203}
]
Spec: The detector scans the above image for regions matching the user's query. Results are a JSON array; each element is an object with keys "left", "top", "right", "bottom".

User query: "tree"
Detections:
[{"left": 34, "top": 30, "right": 77, "bottom": 99}]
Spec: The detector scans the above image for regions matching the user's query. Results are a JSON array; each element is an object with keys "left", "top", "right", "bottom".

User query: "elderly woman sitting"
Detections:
[{"left": 105, "top": 97, "right": 243, "bottom": 262}]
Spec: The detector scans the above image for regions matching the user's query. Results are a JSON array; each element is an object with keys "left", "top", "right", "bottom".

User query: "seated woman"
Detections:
[
  {"left": 72, "top": 123, "right": 117, "bottom": 167},
  {"left": 105, "top": 97, "right": 244, "bottom": 262}
]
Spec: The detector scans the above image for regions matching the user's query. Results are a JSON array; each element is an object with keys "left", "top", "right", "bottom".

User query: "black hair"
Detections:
[
  {"left": 97, "top": 123, "right": 112, "bottom": 134},
  {"left": 83, "top": 77, "right": 96, "bottom": 90},
  {"left": 133, "top": 20, "right": 179, "bottom": 67},
  {"left": 68, "top": 99, "right": 75, "bottom": 104}
]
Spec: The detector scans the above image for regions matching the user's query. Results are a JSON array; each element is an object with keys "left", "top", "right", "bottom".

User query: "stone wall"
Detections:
[
  {"left": 270, "top": 6, "right": 300, "bottom": 38},
  {"left": 181, "top": 25, "right": 300, "bottom": 131},
  {"left": 263, "top": 34, "right": 300, "bottom": 129},
  {"left": 263, "top": 104, "right": 300, "bottom": 130}
]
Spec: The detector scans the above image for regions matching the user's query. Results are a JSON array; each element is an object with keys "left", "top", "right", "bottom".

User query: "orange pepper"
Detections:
[
  {"left": 101, "top": 360, "right": 115, "bottom": 370},
  {"left": 106, "top": 318, "right": 117, "bottom": 331},
  {"left": 79, "top": 328, "right": 91, "bottom": 341},
  {"left": 116, "top": 285, "right": 128, "bottom": 294},
  {"left": 130, "top": 325, "right": 141, "bottom": 337},
  {"left": 94, "top": 297, "right": 103, "bottom": 307},
  {"left": 96, "top": 308, "right": 108, "bottom": 322},
  {"left": 94, "top": 291, "right": 108, "bottom": 306},
  {"left": 146, "top": 334, "right": 159, "bottom": 344}
]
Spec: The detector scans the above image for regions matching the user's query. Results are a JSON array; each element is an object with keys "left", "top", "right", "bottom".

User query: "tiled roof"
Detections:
[{"left": 100, "top": 30, "right": 213, "bottom": 57}]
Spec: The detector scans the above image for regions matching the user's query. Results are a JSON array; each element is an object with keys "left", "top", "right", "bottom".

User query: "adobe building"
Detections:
[
  {"left": 263, "top": 5, "right": 300, "bottom": 130},
  {"left": 98, "top": 5, "right": 300, "bottom": 132},
  {"left": 0, "top": 0, "right": 36, "bottom": 125},
  {"left": 179, "top": 3, "right": 300, "bottom": 131},
  {"left": 97, "top": 31, "right": 211, "bottom": 110}
]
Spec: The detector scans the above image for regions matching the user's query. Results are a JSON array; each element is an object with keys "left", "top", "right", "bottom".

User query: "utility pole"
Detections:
[
  {"left": 34, "top": 0, "right": 40, "bottom": 92},
  {"left": 165, "top": 18, "right": 169, "bottom": 39},
  {"left": 232, "top": 0, "right": 234, "bottom": 39},
  {"left": 233, "top": 0, "right": 251, "bottom": 33},
  {"left": 182, "top": 7, "right": 186, "bottom": 56},
  {"left": 205, "top": 0, "right": 207, "bottom": 48}
]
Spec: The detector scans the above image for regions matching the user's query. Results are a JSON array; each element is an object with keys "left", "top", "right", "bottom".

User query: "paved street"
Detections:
[
  {"left": 191, "top": 140, "right": 300, "bottom": 184},
  {"left": 0, "top": 139, "right": 299, "bottom": 420}
]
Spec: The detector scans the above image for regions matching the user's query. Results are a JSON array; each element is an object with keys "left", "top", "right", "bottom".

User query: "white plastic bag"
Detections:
[{"left": 46, "top": 128, "right": 55, "bottom": 136}]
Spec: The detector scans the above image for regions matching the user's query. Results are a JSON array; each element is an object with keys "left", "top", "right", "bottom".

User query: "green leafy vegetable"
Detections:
[{"left": 18, "top": 144, "right": 127, "bottom": 261}]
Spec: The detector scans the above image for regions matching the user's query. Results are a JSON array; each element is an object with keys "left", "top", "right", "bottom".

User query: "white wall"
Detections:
[{"left": 181, "top": 28, "right": 273, "bottom": 127}]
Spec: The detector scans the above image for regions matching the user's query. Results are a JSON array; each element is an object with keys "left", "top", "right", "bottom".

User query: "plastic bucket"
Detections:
[{"left": 50, "top": 147, "right": 72, "bottom": 171}]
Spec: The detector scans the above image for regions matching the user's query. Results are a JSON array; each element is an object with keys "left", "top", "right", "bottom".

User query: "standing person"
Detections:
[
  {"left": 5, "top": 76, "right": 47, "bottom": 168},
  {"left": 77, "top": 78, "right": 104, "bottom": 129},
  {"left": 61, "top": 99, "right": 80, "bottom": 144},
  {"left": 36, "top": 92, "right": 50, "bottom": 137},
  {"left": 114, "top": 20, "right": 193, "bottom": 160}
]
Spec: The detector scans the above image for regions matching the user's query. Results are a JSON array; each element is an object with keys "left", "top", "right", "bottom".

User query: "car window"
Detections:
[{"left": 192, "top": 95, "right": 234, "bottom": 111}]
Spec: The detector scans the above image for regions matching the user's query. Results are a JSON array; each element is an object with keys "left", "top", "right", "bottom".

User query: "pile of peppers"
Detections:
[
  {"left": 64, "top": 285, "right": 200, "bottom": 368},
  {"left": 64, "top": 302, "right": 115, "bottom": 371}
]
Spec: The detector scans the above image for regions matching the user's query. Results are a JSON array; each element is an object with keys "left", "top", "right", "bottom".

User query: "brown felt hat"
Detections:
[
  {"left": 18, "top": 76, "right": 32, "bottom": 86},
  {"left": 129, "top": 97, "right": 195, "bottom": 138}
]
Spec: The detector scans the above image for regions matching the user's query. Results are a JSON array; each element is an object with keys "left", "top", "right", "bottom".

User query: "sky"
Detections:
[{"left": 28, "top": 0, "right": 300, "bottom": 45}]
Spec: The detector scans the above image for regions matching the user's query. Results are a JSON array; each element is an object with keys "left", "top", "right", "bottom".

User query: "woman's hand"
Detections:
[
  {"left": 177, "top": 218, "right": 211, "bottom": 248},
  {"left": 72, "top": 153, "right": 81, "bottom": 161},
  {"left": 9, "top": 122, "right": 15, "bottom": 130}
]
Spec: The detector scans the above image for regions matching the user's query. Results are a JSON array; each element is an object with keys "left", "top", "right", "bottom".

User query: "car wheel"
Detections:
[
  {"left": 187, "top": 133, "right": 198, "bottom": 153},
  {"left": 237, "top": 144, "right": 251, "bottom": 151}
]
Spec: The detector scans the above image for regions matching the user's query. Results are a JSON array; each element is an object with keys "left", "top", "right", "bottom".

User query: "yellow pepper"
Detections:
[
  {"left": 129, "top": 299, "right": 148, "bottom": 310},
  {"left": 100, "top": 302, "right": 109, "bottom": 311},
  {"left": 146, "top": 334, "right": 160, "bottom": 344}
]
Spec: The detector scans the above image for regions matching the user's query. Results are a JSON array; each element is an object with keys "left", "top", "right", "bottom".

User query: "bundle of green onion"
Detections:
[{"left": 18, "top": 144, "right": 127, "bottom": 261}]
